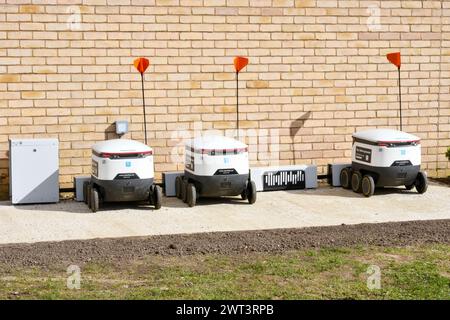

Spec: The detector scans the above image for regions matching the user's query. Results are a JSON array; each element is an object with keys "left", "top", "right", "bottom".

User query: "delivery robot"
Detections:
[
  {"left": 84, "top": 139, "right": 162, "bottom": 212},
  {"left": 175, "top": 135, "right": 257, "bottom": 207},
  {"left": 340, "top": 129, "right": 428, "bottom": 197}
]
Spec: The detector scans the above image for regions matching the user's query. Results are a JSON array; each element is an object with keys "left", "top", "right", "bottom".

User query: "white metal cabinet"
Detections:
[{"left": 9, "top": 139, "right": 59, "bottom": 204}]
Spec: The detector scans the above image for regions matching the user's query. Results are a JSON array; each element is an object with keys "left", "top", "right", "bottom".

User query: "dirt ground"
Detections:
[{"left": 0, "top": 219, "right": 449, "bottom": 269}]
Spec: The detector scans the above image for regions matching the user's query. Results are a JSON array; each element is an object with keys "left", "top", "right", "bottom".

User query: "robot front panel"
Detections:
[
  {"left": 352, "top": 142, "right": 421, "bottom": 168},
  {"left": 185, "top": 147, "right": 249, "bottom": 176},
  {"left": 92, "top": 153, "right": 154, "bottom": 181}
]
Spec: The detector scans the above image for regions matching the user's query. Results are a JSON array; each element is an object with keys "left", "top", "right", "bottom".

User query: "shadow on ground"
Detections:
[
  {"left": 0, "top": 182, "right": 438, "bottom": 214},
  {"left": 429, "top": 177, "right": 450, "bottom": 187},
  {"left": 0, "top": 194, "right": 250, "bottom": 213},
  {"left": 286, "top": 184, "right": 421, "bottom": 198}
]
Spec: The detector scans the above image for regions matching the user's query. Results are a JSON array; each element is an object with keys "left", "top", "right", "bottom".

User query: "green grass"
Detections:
[{"left": 0, "top": 244, "right": 449, "bottom": 299}]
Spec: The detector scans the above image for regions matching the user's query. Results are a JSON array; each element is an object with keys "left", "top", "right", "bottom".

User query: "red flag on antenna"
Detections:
[
  {"left": 386, "top": 52, "right": 401, "bottom": 69},
  {"left": 133, "top": 57, "right": 150, "bottom": 144},
  {"left": 234, "top": 56, "right": 248, "bottom": 73},
  {"left": 134, "top": 57, "right": 150, "bottom": 74}
]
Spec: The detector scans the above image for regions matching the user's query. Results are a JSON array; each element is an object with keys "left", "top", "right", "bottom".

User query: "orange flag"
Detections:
[
  {"left": 386, "top": 52, "right": 401, "bottom": 69},
  {"left": 234, "top": 56, "right": 248, "bottom": 73},
  {"left": 133, "top": 57, "right": 150, "bottom": 74}
]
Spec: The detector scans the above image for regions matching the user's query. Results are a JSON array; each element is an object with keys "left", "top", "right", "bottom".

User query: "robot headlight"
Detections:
[
  {"left": 99, "top": 151, "right": 153, "bottom": 159},
  {"left": 377, "top": 140, "right": 420, "bottom": 147},
  {"left": 199, "top": 148, "right": 248, "bottom": 156}
]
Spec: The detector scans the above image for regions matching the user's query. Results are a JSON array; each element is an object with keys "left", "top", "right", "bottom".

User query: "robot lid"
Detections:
[
  {"left": 352, "top": 129, "right": 420, "bottom": 145},
  {"left": 186, "top": 135, "right": 248, "bottom": 153},
  {"left": 92, "top": 139, "right": 152, "bottom": 155}
]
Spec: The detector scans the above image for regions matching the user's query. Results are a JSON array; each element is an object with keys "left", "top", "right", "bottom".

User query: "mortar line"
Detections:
[{"left": 437, "top": 0, "right": 444, "bottom": 176}]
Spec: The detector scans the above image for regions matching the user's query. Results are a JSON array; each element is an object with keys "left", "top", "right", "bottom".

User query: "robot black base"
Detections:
[
  {"left": 91, "top": 176, "right": 154, "bottom": 202},
  {"left": 184, "top": 171, "right": 249, "bottom": 197},
  {"left": 351, "top": 162, "right": 420, "bottom": 187}
]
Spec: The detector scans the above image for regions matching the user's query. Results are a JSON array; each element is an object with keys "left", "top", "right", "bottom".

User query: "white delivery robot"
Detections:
[
  {"left": 84, "top": 139, "right": 162, "bottom": 212},
  {"left": 175, "top": 135, "right": 257, "bottom": 207},
  {"left": 340, "top": 129, "right": 428, "bottom": 197}
]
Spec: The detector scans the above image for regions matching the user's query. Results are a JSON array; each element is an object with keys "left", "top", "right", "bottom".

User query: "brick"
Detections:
[
  {"left": 21, "top": 91, "right": 45, "bottom": 99},
  {"left": 0, "top": 74, "right": 20, "bottom": 83},
  {"left": 0, "top": 1, "right": 448, "bottom": 199},
  {"left": 295, "top": 0, "right": 316, "bottom": 7},
  {"left": 247, "top": 80, "right": 269, "bottom": 89},
  {"left": 8, "top": 117, "right": 32, "bottom": 125}
]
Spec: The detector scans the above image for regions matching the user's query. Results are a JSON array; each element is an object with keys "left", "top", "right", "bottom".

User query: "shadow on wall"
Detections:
[
  {"left": 104, "top": 123, "right": 121, "bottom": 140},
  {"left": 0, "top": 153, "right": 9, "bottom": 201},
  {"left": 289, "top": 111, "right": 311, "bottom": 163}
]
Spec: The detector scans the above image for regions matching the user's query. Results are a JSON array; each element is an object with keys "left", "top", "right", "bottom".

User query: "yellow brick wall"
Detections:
[{"left": 0, "top": 0, "right": 449, "bottom": 199}]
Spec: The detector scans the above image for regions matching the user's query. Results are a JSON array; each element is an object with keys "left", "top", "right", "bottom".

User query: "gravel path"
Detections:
[{"left": 0, "top": 219, "right": 449, "bottom": 268}]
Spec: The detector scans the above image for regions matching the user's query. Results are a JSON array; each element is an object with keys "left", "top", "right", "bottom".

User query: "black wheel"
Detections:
[
  {"left": 405, "top": 184, "right": 414, "bottom": 190},
  {"left": 86, "top": 184, "right": 92, "bottom": 209},
  {"left": 351, "top": 171, "right": 362, "bottom": 193},
  {"left": 181, "top": 179, "right": 188, "bottom": 203},
  {"left": 247, "top": 180, "right": 257, "bottom": 204},
  {"left": 83, "top": 181, "right": 89, "bottom": 204},
  {"left": 175, "top": 176, "right": 182, "bottom": 199},
  {"left": 91, "top": 187, "right": 99, "bottom": 213},
  {"left": 153, "top": 185, "right": 162, "bottom": 209},
  {"left": 186, "top": 183, "right": 196, "bottom": 207},
  {"left": 241, "top": 189, "right": 248, "bottom": 200},
  {"left": 340, "top": 167, "right": 351, "bottom": 189},
  {"left": 361, "top": 175, "right": 375, "bottom": 198},
  {"left": 148, "top": 185, "right": 155, "bottom": 205},
  {"left": 415, "top": 171, "right": 428, "bottom": 194}
]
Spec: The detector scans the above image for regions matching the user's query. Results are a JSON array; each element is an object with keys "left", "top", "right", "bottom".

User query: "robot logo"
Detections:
[
  {"left": 126, "top": 161, "right": 131, "bottom": 167},
  {"left": 355, "top": 146, "right": 372, "bottom": 163},
  {"left": 400, "top": 150, "right": 406, "bottom": 156}
]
